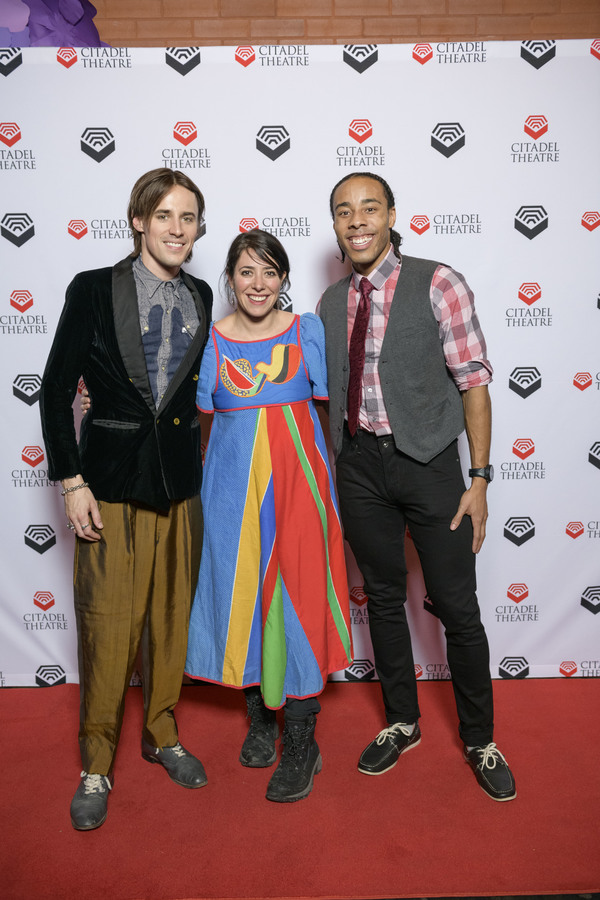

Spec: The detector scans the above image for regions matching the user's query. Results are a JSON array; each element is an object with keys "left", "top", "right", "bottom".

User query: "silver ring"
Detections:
[
  {"left": 82, "top": 523, "right": 90, "bottom": 529},
  {"left": 67, "top": 523, "right": 75, "bottom": 531}
]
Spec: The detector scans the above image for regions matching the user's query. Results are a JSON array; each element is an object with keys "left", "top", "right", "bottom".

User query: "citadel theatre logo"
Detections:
[
  {"left": 80, "top": 48, "right": 131, "bottom": 69},
  {"left": 256, "top": 126, "right": 290, "bottom": 161},
  {"left": 410, "top": 215, "right": 430, "bottom": 235},
  {"left": 592, "top": 40, "right": 600, "bottom": 61},
  {"left": 414, "top": 664, "right": 423, "bottom": 679},
  {"left": 573, "top": 372, "right": 592, "bottom": 391},
  {"left": 345, "top": 659, "right": 376, "bottom": 681},
  {"left": 69, "top": 215, "right": 130, "bottom": 241},
  {"left": 1, "top": 213, "right": 35, "bottom": 247},
  {"left": 24, "top": 524, "right": 56, "bottom": 554},
  {"left": 350, "top": 586, "right": 368, "bottom": 607},
  {"left": 509, "top": 366, "right": 542, "bottom": 398},
  {"left": 560, "top": 661, "right": 577, "bottom": 677},
  {"left": 80, "top": 127, "right": 116, "bottom": 163},
  {"left": 506, "top": 282, "right": 551, "bottom": 327},
  {"left": 431, "top": 122, "right": 465, "bottom": 158},
  {"left": 496, "top": 584, "right": 539, "bottom": 623},
  {"left": 349, "top": 585, "right": 368, "bottom": 625},
  {"left": 413, "top": 43, "right": 433, "bottom": 64},
  {"left": 581, "top": 211, "right": 600, "bottom": 232},
  {"left": 343, "top": 45, "right": 378, "bottom": 73},
  {"left": 1, "top": 124, "right": 37, "bottom": 169},
  {"left": 511, "top": 115, "right": 559, "bottom": 164},
  {"left": 162, "top": 122, "right": 211, "bottom": 171},
  {"left": 500, "top": 439, "right": 545, "bottom": 481},
  {"left": 566, "top": 520, "right": 600, "bottom": 540},
  {"left": 13, "top": 374, "right": 42, "bottom": 405},
  {"left": 22, "top": 445, "right": 44, "bottom": 466},
  {"left": 174, "top": 122, "right": 197, "bottom": 145},
  {"left": 589, "top": 442, "right": 600, "bottom": 470},
  {"left": 349, "top": 119, "right": 373, "bottom": 143},
  {"left": 235, "top": 46, "right": 255, "bottom": 67},
  {"left": 35, "top": 665, "right": 66, "bottom": 686},
  {"left": 507, "top": 583, "right": 529, "bottom": 603},
  {"left": 166, "top": 48, "right": 201, "bottom": 75},
  {"left": 336, "top": 120, "right": 384, "bottom": 168},
  {"left": 499, "top": 656, "right": 529, "bottom": 679},
  {"left": 10, "top": 289, "right": 33, "bottom": 312},
  {"left": 57, "top": 47, "right": 77, "bottom": 68},
  {"left": 424, "top": 663, "right": 451, "bottom": 680},
  {"left": 258, "top": 46, "right": 309, "bottom": 67},
  {"left": 0, "top": 122, "right": 21, "bottom": 147},
  {"left": 68, "top": 219, "right": 88, "bottom": 240},
  {"left": 26, "top": 595, "right": 69, "bottom": 633},
  {"left": 581, "top": 586, "right": 600, "bottom": 614},
  {"left": 34, "top": 591, "right": 55, "bottom": 611},
  {"left": 2, "top": 291, "right": 47, "bottom": 335},
  {"left": 514, "top": 205, "right": 548, "bottom": 239},
  {"left": 504, "top": 516, "right": 535, "bottom": 546},
  {"left": 12, "top": 447, "right": 53, "bottom": 488},
  {"left": 239, "top": 214, "right": 310, "bottom": 238},
  {"left": 520, "top": 40, "right": 556, "bottom": 69},
  {"left": 0, "top": 48, "right": 23, "bottom": 76},
  {"left": 435, "top": 41, "right": 486, "bottom": 64}
]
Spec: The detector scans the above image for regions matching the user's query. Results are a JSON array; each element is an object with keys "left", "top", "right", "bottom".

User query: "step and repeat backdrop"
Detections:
[{"left": 1, "top": 39, "right": 599, "bottom": 689}]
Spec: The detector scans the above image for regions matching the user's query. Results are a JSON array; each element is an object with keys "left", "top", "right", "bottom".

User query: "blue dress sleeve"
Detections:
[
  {"left": 299, "top": 312, "right": 328, "bottom": 400},
  {"left": 196, "top": 323, "right": 217, "bottom": 412}
]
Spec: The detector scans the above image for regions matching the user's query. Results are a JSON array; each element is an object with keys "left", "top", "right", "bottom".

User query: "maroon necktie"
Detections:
[{"left": 347, "top": 277, "right": 374, "bottom": 436}]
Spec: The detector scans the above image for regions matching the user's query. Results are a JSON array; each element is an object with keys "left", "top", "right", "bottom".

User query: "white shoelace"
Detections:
[
  {"left": 473, "top": 742, "right": 507, "bottom": 770},
  {"left": 81, "top": 772, "right": 111, "bottom": 794},
  {"left": 170, "top": 742, "right": 186, "bottom": 758},
  {"left": 375, "top": 723, "right": 414, "bottom": 745}
]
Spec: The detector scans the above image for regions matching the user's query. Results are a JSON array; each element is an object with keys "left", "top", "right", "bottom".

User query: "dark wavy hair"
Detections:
[
  {"left": 127, "top": 168, "right": 205, "bottom": 260},
  {"left": 329, "top": 172, "right": 403, "bottom": 262},
  {"left": 223, "top": 230, "right": 290, "bottom": 309}
]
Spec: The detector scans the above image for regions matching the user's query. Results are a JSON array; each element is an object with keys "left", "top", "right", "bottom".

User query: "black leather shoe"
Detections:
[
  {"left": 141, "top": 740, "right": 207, "bottom": 788},
  {"left": 358, "top": 722, "right": 421, "bottom": 775},
  {"left": 464, "top": 742, "right": 516, "bottom": 801},
  {"left": 266, "top": 714, "right": 321, "bottom": 803},
  {"left": 70, "top": 771, "right": 112, "bottom": 831},
  {"left": 240, "top": 692, "right": 279, "bottom": 768}
]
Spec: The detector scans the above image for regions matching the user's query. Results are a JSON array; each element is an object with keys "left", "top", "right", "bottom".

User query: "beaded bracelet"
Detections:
[{"left": 60, "top": 481, "right": 89, "bottom": 496}]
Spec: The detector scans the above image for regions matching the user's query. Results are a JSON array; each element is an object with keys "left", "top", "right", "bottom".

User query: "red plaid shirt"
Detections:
[{"left": 346, "top": 247, "right": 493, "bottom": 435}]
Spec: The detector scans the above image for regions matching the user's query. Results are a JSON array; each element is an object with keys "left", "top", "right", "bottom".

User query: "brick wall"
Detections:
[{"left": 93, "top": 0, "right": 600, "bottom": 47}]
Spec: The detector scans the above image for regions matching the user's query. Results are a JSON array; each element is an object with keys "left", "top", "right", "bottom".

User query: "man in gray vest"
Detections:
[{"left": 319, "top": 173, "right": 515, "bottom": 801}]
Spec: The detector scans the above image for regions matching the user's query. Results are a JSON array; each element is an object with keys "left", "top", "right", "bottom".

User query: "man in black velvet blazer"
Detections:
[{"left": 40, "top": 169, "right": 213, "bottom": 831}]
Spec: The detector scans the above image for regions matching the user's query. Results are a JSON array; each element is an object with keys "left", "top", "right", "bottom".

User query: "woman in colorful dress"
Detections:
[{"left": 185, "top": 230, "right": 352, "bottom": 803}]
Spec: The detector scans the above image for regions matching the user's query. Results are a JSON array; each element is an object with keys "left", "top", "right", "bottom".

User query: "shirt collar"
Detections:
[
  {"left": 133, "top": 254, "right": 182, "bottom": 301},
  {"left": 351, "top": 245, "right": 401, "bottom": 293}
]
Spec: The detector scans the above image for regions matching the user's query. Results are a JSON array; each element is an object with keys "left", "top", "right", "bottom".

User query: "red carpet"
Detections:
[{"left": 1, "top": 679, "right": 598, "bottom": 900}]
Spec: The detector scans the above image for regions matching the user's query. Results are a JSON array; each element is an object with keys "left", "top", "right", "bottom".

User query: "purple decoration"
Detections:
[
  {"left": 0, "top": 0, "right": 31, "bottom": 32},
  {"left": 26, "top": 0, "right": 107, "bottom": 47},
  {"left": 0, "top": 26, "right": 30, "bottom": 46}
]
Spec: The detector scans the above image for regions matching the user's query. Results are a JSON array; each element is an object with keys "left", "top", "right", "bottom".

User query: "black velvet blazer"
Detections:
[{"left": 40, "top": 256, "right": 212, "bottom": 512}]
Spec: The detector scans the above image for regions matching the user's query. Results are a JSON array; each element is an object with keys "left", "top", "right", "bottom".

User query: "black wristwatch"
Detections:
[{"left": 469, "top": 465, "right": 494, "bottom": 483}]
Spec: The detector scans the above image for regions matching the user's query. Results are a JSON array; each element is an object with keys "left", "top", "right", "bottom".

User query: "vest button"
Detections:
[{"left": 173, "top": 418, "right": 180, "bottom": 425}]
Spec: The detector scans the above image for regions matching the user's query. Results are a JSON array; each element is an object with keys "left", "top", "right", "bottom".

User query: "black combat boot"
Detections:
[
  {"left": 266, "top": 713, "right": 321, "bottom": 802},
  {"left": 240, "top": 689, "right": 279, "bottom": 767}
]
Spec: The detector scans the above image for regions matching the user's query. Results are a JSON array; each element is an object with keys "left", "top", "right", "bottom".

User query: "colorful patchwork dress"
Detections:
[{"left": 185, "top": 312, "right": 352, "bottom": 708}]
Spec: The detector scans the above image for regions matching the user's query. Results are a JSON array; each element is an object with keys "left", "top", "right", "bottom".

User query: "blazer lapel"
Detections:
[{"left": 112, "top": 257, "right": 156, "bottom": 412}]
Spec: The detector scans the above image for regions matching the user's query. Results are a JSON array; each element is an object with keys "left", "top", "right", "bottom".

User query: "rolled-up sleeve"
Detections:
[{"left": 431, "top": 264, "right": 493, "bottom": 391}]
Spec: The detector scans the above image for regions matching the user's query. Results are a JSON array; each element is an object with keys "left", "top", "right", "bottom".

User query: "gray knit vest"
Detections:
[{"left": 319, "top": 255, "right": 465, "bottom": 463}]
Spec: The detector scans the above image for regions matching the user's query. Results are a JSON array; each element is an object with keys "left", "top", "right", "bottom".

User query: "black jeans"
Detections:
[{"left": 336, "top": 427, "right": 493, "bottom": 746}]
